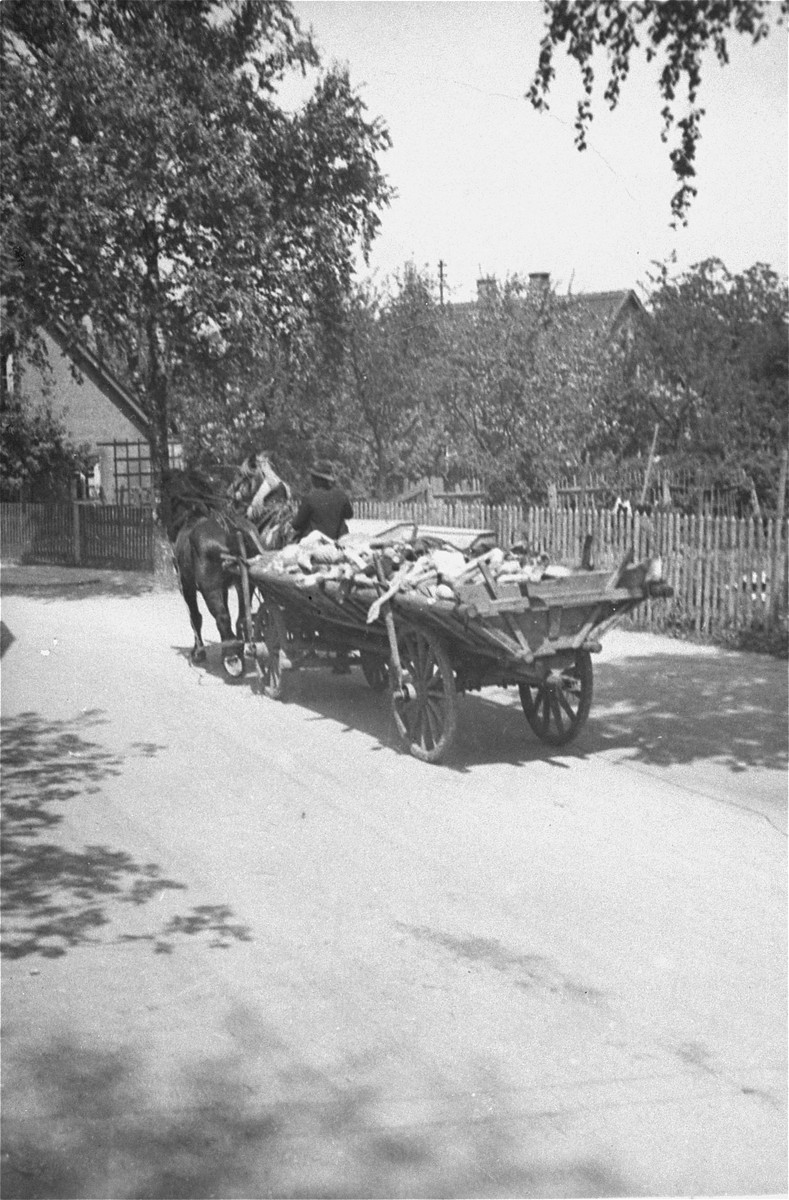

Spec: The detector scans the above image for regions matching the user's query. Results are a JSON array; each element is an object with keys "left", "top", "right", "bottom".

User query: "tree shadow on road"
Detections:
[
  {"left": 251, "top": 647, "right": 788, "bottom": 778},
  {"left": 0, "top": 566, "right": 163, "bottom": 600},
  {"left": 2, "top": 1031, "right": 640, "bottom": 1199},
  {"left": 455, "top": 647, "right": 788, "bottom": 775},
  {"left": 590, "top": 649, "right": 788, "bottom": 774},
  {"left": 1, "top": 710, "right": 252, "bottom": 960}
]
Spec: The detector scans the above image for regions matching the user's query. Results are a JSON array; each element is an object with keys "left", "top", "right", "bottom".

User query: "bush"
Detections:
[{"left": 0, "top": 402, "right": 87, "bottom": 500}]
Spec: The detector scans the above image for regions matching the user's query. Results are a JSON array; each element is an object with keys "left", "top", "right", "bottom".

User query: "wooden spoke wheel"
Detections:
[
  {"left": 519, "top": 649, "right": 593, "bottom": 747},
  {"left": 254, "top": 600, "right": 287, "bottom": 700},
  {"left": 360, "top": 652, "right": 388, "bottom": 692},
  {"left": 391, "top": 627, "right": 457, "bottom": 764}
]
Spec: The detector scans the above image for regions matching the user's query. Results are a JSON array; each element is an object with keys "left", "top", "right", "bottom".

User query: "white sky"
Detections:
[{"left": 280, "top": 0, "right": 788, "bottom": 302}]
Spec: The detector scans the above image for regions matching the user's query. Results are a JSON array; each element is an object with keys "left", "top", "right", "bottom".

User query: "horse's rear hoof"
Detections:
[
  {"left": 222, "top": 654, "right": 244, "bottom": 679},
  {"left": 192, "top": 647, "right": 207, "bottom": 664}
]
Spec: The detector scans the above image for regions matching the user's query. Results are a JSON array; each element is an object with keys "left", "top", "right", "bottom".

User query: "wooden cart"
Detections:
[{"left": 241, "top": 548, "right": 672, "bottom": 765}]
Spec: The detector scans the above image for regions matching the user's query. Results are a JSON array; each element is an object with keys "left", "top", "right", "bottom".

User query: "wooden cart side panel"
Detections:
[{"left": 250, "top": 566, "right": 657, "bottom": 668}]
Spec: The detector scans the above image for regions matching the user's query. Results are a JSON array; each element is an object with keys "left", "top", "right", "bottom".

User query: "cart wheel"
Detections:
[
  {"left": 360, "top": 652, "right": 388, "bottom": 692},
  {"left": 519, "top": 649, "right": 593, "bottom": 746},
  {"left": 254, "top": 601, "right": 285, "bottom": 700},
  {"left": 391, "top": 628, "right": 457, "bottom": 764}
]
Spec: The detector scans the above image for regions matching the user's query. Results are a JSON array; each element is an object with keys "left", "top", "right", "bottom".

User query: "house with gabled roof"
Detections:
[
  {"left": 448, "top": 272, "right": 645, "bottom": 340},
  {"left": 3, "top": 321, "right": 181, "bottom": 502},
  {"left": 561, "top": 286, "right": 645, "bottom": 340}
]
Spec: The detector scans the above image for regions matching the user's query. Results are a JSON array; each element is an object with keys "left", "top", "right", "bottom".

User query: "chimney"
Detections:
[
  {"left": 476, "top": 275, "right": 497, "bottom": 303},
  {"left": 528, "top": 272, "right": 551, "bottom": 296}
]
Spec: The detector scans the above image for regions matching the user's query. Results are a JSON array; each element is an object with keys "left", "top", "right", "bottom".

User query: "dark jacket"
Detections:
[{"left": 292, "top": 485, "right": 353, "bottom": 542}]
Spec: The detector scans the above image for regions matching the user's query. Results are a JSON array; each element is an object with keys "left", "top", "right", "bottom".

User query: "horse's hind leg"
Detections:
[
  {"left": 199, "top": 562, "right": 245, "bottom": 678},
  {"left": 220, "top": 576, "right": 242, "bottom": 643},
  {"left": 175, "top": 533, "right": 206, "bottom": 662},
  {"left": 200, "top": 576, "right": 235, "bottom": 645},
  {"left": 182, "top": 578, "right": 207, "bottom": 663}
]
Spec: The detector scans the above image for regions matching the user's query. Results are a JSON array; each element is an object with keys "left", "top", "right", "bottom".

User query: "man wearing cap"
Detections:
[{"left": 291, "top": 460, "right": 353, "bottom": 543}]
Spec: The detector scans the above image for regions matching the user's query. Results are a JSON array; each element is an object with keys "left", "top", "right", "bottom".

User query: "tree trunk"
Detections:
[
  {"left": 145, "top": 310, "right": 171, "bottom": 528},
  {"left": 149, "top": 374, "right": 170, "bottom": 499}
]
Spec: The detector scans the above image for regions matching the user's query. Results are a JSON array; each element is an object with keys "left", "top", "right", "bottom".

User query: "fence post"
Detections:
[
  {"left": 72, "top": 501, "right": 81, "bottom": 565},
  {"left": 767, "top": 517, "right": 778, "bottom": 628}
]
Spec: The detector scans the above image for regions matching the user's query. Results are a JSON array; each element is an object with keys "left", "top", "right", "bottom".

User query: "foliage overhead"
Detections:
[
  {"left": 1, "top": 0, "right": 392, "bottom": 490},
  {"left": 528, "top": 0, "right": 789, "bottom": 224},
  {"left": 606, "top": 257, "right": 788, "bottom": 506},
  {"left": 341, "top": 265, "right": 445, "bottom": 496}
]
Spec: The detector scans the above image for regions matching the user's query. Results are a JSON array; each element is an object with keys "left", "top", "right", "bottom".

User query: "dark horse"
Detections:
[{"left": 162, "top": 455, "right": 293, "bottom": 677}]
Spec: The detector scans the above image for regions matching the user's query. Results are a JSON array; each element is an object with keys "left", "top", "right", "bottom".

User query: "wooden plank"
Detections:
[
  {"left": 666, "top": 508, "right": 681, "bottom": 628},
  {"left": 477, "top": 560, "right": 534, "bottom": 661},
  {"left": 767, "top": 517, "right": 778, "bottom": 627},
  {"left": 744, "top": 516, "right": 754, "bottom": 627},
  {"left": 681, "top": 515, "right": 691, "bottom": 626},
  {"left": 712, "top": 513, "right": 721, "bottom": 635},
  {"left": 725, "top": 515, "right": 736, "bottom": 629},
  {"left": 754, "top": 516, "right": 767, "bottom": 625},
  {"left": 724, "top": 513, "right": 738, "bottom": 628},
  {"left": 458, "top": 585, "right": 642, "bottom": 618},
  {"left": 700, "top": 514, "right": 709, "bottom": 634}
]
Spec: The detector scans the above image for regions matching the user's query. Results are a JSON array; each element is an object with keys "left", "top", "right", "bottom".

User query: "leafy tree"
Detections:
[
  {"left": 435, "top": 277, "right": 622, "bottom": 502},
  {"left": 175, "top": 329, "right": 342, "bottom": 487},
  {"left": 339, "top": 265, "right": 444, "bottom": 496},
  {"left": 0, "top": 399, "right": 89, "bottom": 500},
  {"left": 528, "top": 0, "right": 789, "bottom": 224},
  {"left": 605, "top": 258, "right": 788, "bottom": 506},
  {"left": 1, "top": 0, "right": 391, "bottom": 508}
]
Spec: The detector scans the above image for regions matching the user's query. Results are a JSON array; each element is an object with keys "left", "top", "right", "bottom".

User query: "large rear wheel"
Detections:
[
  {"left": 391, "top": 627, "right": 457, "bottom": 764},
  {"left": 519, "top": 649, "right": 593, "bottom": 746}
]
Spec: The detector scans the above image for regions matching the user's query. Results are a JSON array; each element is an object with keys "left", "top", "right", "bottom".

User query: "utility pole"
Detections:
[{"left": 438, "top": 260, "right": 446, "bottom": 307}]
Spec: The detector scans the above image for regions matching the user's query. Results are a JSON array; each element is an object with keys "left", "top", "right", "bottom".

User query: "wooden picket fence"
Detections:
[
  {"left": 0, "top": 502, "right": 154, "bottom": 570},
  {"left": 2, "top": 499, "right": 787, "bottom": 639},
  {"left": 354, "top": 499, "right": 789, "bottom": 637}
]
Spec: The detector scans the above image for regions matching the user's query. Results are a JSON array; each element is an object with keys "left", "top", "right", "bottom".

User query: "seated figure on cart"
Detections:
[
  {"left": 292, "top": 459, "right": 353, "bottom": 543},
  {"left": 292, "top": 458, "right": 354, "bottom": 673}
]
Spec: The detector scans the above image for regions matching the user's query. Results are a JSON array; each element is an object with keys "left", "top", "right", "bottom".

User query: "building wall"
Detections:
[
  {"left": 19, "top": 329, "right": 147, "bottom": 448},
  {"left": 14, "top": 329, "right": 155, "bottom": 502}
]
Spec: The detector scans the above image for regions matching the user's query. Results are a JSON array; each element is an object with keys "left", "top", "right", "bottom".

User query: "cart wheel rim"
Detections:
[
  {"left": 256, "top": 599, "right": 285, "bottom": 699},
  {"left": 392, "top": 628, "right": 457, "bottom": 763},
  {"left": 519, "top": 650, "right": 593, "bottom": 746},
  {"left": 263, "top": 646, "right": 282, "bottom": 694}
]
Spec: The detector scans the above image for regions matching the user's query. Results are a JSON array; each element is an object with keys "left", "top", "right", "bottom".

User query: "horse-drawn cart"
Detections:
[{"left": 234, "top": 529, "right": 673, "bottom": 765}]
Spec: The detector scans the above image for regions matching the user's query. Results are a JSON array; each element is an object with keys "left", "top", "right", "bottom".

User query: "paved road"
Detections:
[{"left": 1, "top": 571, "right": 786, "bottom": 1198}]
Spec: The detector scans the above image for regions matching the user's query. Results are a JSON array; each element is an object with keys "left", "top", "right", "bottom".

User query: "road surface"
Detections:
[{"left": 1, "top": 568, "right": 786, "bottom": 1198}]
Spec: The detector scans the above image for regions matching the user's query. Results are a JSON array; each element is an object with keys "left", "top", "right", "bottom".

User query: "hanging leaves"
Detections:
[{"left": 527, "top": 0, "right": 788, "bottom": 224}]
